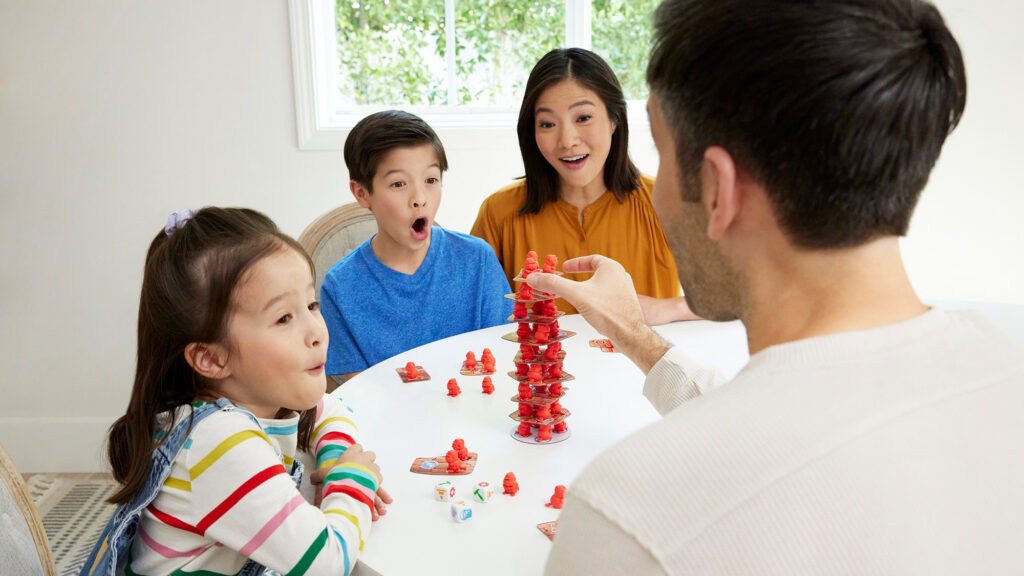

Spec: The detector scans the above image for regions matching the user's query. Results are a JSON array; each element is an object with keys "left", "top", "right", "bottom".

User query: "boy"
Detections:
[{"left": 321, "top": 110, "right": 512, "bottom": 379}]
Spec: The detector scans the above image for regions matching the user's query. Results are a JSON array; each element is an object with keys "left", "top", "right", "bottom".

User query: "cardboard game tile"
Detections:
[
  {"left": 501, "top": 330, "right": 576, "bottom": 346},
  {"left": 506, "top": 371, "right": 574, "bottom": 385},
  {"left": 460, "top": 362, "right": 496, "bottom": 376},
  {"left": 507, "top": 310, "right": 565, "bottom": 324},
  {"left": 504, "top": 292, "right": 556, "bottom": 303},
  {"left": 410, "top": 452, "right": 478, "bottom": 475},
  {"left": 510, "top": 390, "right": 569, "bottom": 405},
  {"left": 397, "top": 366, "right": 431, "bottom": 382},
  {"left": 589, "top": 339, "right": 617, "bottom": 353},
  {"left": 512, "top": 350, "right": 567, "bottom": 366},
  {"left": 537, "top": 520, "right": 558, "bottom": 541},
  {"left": 512, "top": 270, "right": 563, "bottom": 283},
  {"left": 508, "top": 409, "right": 571, "bottom": 426}
]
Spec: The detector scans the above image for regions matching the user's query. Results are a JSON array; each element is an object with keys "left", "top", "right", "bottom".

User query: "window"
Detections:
[{"left": 290, "top": 0, "right": 657, "bottom": 149}]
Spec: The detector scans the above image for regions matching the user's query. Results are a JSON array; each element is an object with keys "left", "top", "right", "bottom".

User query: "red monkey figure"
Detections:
[
  {"left": 452, "top": 438, "right": 470, "bottom": 460},
  {"left": 546, "top": 485, "right": 566, "bottom": 508},
  {"left": 502, "top": 472, "right": 519, "bottom": 496},
  {"left": 482, "top": 376, "right": 494, "bottom": 394},
  {"left": 447, "top": 378, "right": 461, "bottom": 397},
  {"left": 404, "top": 362, "right": 418, "bottom": 379},
  {"left": 464, "top": 351, "right": 476, "bottom": 369}
]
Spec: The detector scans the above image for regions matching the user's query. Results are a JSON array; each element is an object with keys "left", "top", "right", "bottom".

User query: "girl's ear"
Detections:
[{"left": 184, "top": 342, "right": 231, "bottom": 380}]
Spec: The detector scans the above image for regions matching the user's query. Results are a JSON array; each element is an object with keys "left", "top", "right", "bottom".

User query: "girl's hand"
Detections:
[
  {"left": 310, "top": 443, "right": 382, "bottom": 505},
  {"left": 373, "top": 486, "right": 393, "bottom": 521}
]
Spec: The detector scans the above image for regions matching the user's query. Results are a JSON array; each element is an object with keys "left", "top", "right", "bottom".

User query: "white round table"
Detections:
[{"left": 332, "top": 314, "right": 748, "bottom": 575}]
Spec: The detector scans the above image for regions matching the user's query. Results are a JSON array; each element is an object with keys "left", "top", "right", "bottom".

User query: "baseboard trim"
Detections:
[{"left": 0, "top": 417, "right": 113, "bottom": 473}]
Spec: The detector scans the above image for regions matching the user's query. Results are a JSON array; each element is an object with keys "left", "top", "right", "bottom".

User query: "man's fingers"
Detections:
[
  {"left": 525, "top": 269, "right": 578, "bottom": 300},
  {"left": 561, "top": 255, "right": 606, "bottom": 274}
]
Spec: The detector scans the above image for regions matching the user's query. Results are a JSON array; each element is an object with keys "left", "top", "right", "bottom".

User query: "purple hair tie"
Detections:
[{"left": 164, "top": 209, "right": 196, "bottom": 236}]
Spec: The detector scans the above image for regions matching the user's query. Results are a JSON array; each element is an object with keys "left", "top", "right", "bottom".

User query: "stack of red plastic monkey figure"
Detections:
[{"left": 505, "top": 252, "right": 573, "bottom": 443}]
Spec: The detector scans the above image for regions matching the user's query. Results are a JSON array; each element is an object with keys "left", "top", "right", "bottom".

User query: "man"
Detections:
[{"left": 532, "top": 0, "right": 1024, "bottom": 573}]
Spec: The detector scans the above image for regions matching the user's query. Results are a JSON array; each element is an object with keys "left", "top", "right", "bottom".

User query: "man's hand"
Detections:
[{"left": 526, "top": 255, "right": 671, "bottom": 373}]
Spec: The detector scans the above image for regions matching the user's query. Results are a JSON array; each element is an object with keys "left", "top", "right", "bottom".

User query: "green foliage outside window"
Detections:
[{"left": 336, "top": 1, "right": 658, "bottom": 107}]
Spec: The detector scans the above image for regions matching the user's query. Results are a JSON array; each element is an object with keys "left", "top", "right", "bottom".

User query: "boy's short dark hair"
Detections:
[
  {"left": 343, "top": 110, "right": 449, "bottom": 192},
  {"left": 648, "top": 0, "right": 967, "bottom": 249}
]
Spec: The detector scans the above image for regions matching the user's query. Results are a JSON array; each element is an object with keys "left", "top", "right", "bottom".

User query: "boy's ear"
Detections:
[
  {"left": 350, "top": 180, "right": 372, "bottom": 210},
  {"left": 184, "top": 342, "right": 231, "bottom": 380}
]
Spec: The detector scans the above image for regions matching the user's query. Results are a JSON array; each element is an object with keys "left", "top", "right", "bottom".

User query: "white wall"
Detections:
[{"left": 1, "top": 0, "right": 1021, "bottom": 472}]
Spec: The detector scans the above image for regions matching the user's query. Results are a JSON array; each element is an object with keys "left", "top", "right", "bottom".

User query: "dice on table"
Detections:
[
  {"left": 450, "top": 499, "right": 473, "bottom": 522},
  {"left": 434, "top": 480, "right": 455, "bottom": 502},
  {"left": 472, "top": 481, "right": 494, "bottom": 504}
]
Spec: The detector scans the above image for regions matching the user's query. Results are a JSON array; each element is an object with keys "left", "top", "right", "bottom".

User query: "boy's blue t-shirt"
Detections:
[{"left": 321, "top": 227, "right": 513, "bottom": 374}]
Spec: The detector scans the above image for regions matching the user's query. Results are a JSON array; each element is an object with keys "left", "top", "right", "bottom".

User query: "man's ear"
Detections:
[
  {"left": 184, "top": 342, "right": 231, "bottom": 380},
  {"left": 701, "top": 146, "right": 741, "bottom": 241},
  {"left": 350, "top": 180, "right": 372, "bottom": 210}
]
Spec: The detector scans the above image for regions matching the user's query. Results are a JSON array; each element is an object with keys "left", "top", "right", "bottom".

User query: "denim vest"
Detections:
[{"left": 80, "top": 398, "right": 303, "bottom": 576}]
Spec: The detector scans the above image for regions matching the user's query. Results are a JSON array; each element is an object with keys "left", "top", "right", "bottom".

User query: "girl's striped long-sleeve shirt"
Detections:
[{"left": 128, "top": 394, "right": 376, "bottom": 576}]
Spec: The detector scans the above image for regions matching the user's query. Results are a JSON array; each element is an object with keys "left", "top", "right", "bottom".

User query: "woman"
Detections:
[{"left": 471, "top": 48, "right": 695, "bottom": 322}]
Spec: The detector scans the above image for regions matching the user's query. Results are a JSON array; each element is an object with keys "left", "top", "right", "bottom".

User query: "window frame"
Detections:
[{"left": 289, "top": 0, "right": 647, "bottom": 150}]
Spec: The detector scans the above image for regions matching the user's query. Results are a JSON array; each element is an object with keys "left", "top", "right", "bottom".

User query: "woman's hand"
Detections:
[{"left": 638, "top": 295, "right": 702, "bottom": 325}]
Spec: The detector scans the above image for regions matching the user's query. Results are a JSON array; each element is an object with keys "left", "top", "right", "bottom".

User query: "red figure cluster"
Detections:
[
  {"left": 545, "top": 485, "right": 566, "bottom": 508},
  {"left": 445, "top": 450, "right": 464, "bottom": 473},
  {"left": 446, "top": 378, "right": 461, "bottom": 397},
  {"left": 452, "top": 438, "right": 470, "bottom": 460}
]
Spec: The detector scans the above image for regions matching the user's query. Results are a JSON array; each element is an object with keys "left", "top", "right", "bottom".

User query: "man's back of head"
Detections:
[{"left": 647, "top": 0, "right": 967, "bottom": 249}]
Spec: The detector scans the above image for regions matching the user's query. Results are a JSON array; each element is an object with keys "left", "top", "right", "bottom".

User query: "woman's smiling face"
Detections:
[{"left": 533, "top": 79, "right": 617, "bottom": 196}]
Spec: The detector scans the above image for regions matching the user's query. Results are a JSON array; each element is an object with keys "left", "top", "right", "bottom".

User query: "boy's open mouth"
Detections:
[
  {"left": 412, "top": 217, "right": 428, "bottom": 234},
  {"left": 560, "top": 153, "right": 588, "bottom": 165}
]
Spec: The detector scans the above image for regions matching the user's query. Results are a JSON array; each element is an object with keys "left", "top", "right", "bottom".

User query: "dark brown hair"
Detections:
[
  {"left": 517, "top": 48, "right": 640, "bottom": 215},
  {"left": 107, "top": 207, "right": 319, "bottom": 505},
  {"left": 648, "top": 0, "right": 966, "bottom": 248},
  {"left": 343, "top": 110, "right": 449, "bottom": 192}
]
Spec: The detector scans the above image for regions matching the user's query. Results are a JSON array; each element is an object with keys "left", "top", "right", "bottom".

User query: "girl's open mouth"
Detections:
[{"left": 560, "top": 153, "right": 589, "bottom": 165}]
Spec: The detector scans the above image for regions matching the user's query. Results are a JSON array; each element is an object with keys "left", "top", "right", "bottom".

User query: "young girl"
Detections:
[{"left": 82, "top": 207, "right": 387, "bottom": 576}]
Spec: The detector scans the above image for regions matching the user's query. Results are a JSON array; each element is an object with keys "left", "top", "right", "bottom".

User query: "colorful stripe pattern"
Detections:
[{"left": 129, "top": 394, "right": 371, "bottom": 576}]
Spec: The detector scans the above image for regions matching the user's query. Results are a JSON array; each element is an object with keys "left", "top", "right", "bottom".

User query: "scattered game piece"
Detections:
[
  {"left": 543, "top": 254, "right": 558, "bottom": 274},
  {"left": 545, "top": 485, "right": 566, "bottom": 509},
  {"left": 451, "top": 500, "right": 472, "bottom": 522},
  {"left": 434, "top": 480, "right": 455, "bottom": 501},
  {"left": 503, "top": 472, "right": 519, "bottom": 496},
  {"left": 447, "top": 378, "right": 461, "bottom": 397},
  {"left": 445, "top": 450, "right": 465, "bottom": 473},
  {"left": 482, "top": 376, "right": 494, "bottom": 394},
  {"left": 453, "top": 438, "right": 471, "bottom": 460},
  {"left": 537, "top": 521, "right": 558, "bottom": 541},
  {"left": 410, "top": 452, "right": 479, "bottom": 475},
  {"left": 397, "top": 363, "right": 430, "bottom": 382},
  {"left": 589, "top": 339, "right": 617, "bottom": 353},
  {"left": 472, "top": 481, "right": 494, "bottom": 503}
]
